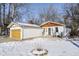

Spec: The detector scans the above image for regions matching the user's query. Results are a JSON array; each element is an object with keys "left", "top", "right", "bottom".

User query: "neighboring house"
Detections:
[
  {"left": 7, "top": 22, "right": 43, "bottom": 40},
  {"left": 40, "top": 21, "right": 66, "bottom": 37}
]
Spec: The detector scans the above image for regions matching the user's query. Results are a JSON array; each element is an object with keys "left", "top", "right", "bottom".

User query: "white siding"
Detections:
[
  {"left": 58, "top": 26, "right": 64, "bottom": 33},
  {"left": 44, "top": 28, "right": 48, "bottom": 36},
  {"left": 22, "top": 28, "right": 43, "bottom": 39},
  {"left": 55, "top": 26, "right": 64, "bottom": 36},
  {"left": 43, "top": 26, "right": 65, "bottom": 36}
]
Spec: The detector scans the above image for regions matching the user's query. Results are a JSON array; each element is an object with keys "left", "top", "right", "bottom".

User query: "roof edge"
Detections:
[
  {"left": 7, "top": 22, "right": 41, "bottom": 28},
  {"left": 40, "top": 21, "right": 64, "bottom": 27}
]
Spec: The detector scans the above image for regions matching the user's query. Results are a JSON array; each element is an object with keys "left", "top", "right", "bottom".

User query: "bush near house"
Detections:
[
  {"left": 68, "top": 21, "right": 79, "bottom": 38},
  {"left": 0, "top": 23, "right": 9, "bottom": 36}
]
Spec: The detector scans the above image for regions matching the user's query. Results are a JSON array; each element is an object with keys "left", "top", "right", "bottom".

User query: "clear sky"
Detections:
[
  {"left": 22, "top": 3, "right": 65, "bottom": 22},
  {"left": 30, "top": 3, "right": 64, "bottom": 16}
]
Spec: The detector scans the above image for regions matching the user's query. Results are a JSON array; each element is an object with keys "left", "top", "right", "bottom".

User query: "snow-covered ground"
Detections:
[{"left": 0, "top": 38, "right": 79, "bottom": 56}]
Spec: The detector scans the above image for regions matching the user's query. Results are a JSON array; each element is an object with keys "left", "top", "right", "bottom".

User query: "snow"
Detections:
[
  {"left": 31, "top": 49, "right": 47, "bottom": 55},
  {"left": 0, "top": 38, "right": 79, "bottom": 56},
  {"left": 7, "top": 22, "right": 40, "bottom": 28},
  {"left": 18, "top": 22, "right": 40, "bottom": 27},
  {"left": 72, "top": 41, "right": 79, "bottom": 46}
]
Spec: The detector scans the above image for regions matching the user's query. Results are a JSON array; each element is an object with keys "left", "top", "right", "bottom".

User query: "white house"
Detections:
[
  {"left": 40, "top": 21, "right": 66, "bottom": 37},
  {"left": 7, "top": 22, "right": 43, "bottom": 40}
]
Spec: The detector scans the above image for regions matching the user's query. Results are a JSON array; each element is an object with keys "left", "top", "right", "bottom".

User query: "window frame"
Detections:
[{"left": 56, "top": 27, "right": 58, "bottom": 32}]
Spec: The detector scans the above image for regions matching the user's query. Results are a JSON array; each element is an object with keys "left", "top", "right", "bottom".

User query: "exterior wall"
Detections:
[
  {"left": 56, "top": 26, "right": 64, "bottom": 36},
  {"left": 22, "top": 28, "right": 43, "bottom": 39},
  {"left": 42, "top": 26, "right": 65, "bottom": 36},
  {"left": 43, "top": 27, "right": 48, "bottom": 36},
  {"left": 10, "top": 27, "right": 22, "bottom": 40}
]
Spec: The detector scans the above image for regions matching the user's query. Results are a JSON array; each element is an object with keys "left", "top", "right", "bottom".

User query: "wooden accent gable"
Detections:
[{"left": 40, "top": 21, "right": 64, "bottom": 27}]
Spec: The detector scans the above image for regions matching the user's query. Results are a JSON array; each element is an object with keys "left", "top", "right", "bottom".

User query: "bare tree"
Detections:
[
  {"left": 0, "top": 4, "right": 4, "bottom": 26},
  {"left": 0, "top": 4, "right": 2, "bottom": 24},
  {"left": 28, "top": 4, "right": 61, "bottom": 25},
  {"left": 11, "top": 3, "right": 30, "bottom": 22},
  {"left": 64, "top": 3, "right": 79, "bottom": 37},
  {"left": 39, "top": 5, "right": 60, "bottom": 24},
  {"left": 3, "top": 3, "right": 6, "bottom": 24},
  {"left": 0, "top": 3, "right": 30, "bottom": 35},
  {"left": 7, "top": 3, "right": 12, "bottom": 23}
]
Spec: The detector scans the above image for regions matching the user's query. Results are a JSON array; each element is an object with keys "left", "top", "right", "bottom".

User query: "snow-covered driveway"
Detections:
[{"left": 0, "top": 38, "right": 79, "bottom": 56}]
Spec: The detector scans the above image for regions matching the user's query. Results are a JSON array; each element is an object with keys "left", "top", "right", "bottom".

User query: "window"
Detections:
[
  {"left": 56, "top": 27, "right": 58, "bottom": 32},
  {"left": 48, "top": 28, "right": 51, "bottom": 35},
  {"left": 43, "top": 28, "right": 45, "bottom": 33},
  {"left": 42, "top": 28, "right": 45, "bottom": 35}
]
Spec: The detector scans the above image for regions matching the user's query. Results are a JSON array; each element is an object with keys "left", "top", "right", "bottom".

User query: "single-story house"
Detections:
[
  {"left": 40, "top": 21, "right": 66, "bottom": 37},
  {"left": 7, "top": 22, "right": 43, "bottom": 40}
]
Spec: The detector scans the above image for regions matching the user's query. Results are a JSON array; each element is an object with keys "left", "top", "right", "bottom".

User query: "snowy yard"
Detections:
[{"left": 0, "top": 37, "right": 79, "bottom": 56}]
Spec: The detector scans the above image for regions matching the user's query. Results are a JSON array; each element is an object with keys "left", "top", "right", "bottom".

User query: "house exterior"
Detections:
[
  {"left": 40, "top": 21, "right": 66, "bottom": 37},
  {"left": 7, "top": 22, "right": 43, "bottom": 40}
]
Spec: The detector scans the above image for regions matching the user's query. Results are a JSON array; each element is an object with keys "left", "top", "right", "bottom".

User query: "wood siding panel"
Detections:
[{"left": 41, "top": 22, "right": 63, "bottom": 27}]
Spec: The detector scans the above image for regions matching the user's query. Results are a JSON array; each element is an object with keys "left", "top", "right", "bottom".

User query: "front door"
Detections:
[{"left": 48, "top": 28, "right": 51, "bottom": 35}]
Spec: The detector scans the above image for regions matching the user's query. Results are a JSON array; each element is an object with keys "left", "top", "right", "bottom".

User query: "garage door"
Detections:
[{"left": 11, "top": 29, "right": 21, "bottom": 40}]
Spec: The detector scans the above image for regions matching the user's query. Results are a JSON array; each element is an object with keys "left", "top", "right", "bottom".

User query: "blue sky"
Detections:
[
  {"left": 21, "top": 3, "right": 65, "bottom": 22},
  {"left": 30, "top": 3, "right": 64, "bottom": 16}
]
